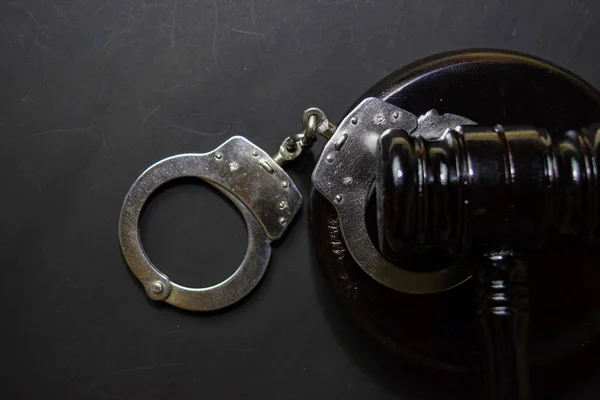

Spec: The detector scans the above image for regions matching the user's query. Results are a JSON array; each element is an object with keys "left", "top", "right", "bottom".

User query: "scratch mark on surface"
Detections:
[
  {"left": 30, "top": 117, "right": 96, "bottom": 137},
  {"left": 157, "top": 83, "right": 181, "bottom": 93},
  {"left": 63, "top": 273, "right": 81, "bottom": 290},
  {"left": 103, "top": 34, "right": 115, "bottom": 49},
  {"left": 34, "top": 37, "right": 51, "bottom": 51},
  {"left": 95, "top": 1, "right": 109, "bottom": 14},
  {"left": 225, "top": 25, "right": 265, "bottom": 37},
  {"left": 163, "top": 121, "right": 229, "bottom": 137},
  {"left": 170, "top": 0, "right": 178, "bottom": 46},
  {"left": 103, "top": 29, "right": 129, "bottom": 49},
  {"left": 210, "top": 0, "right": 222, "bottom": 81},
  {"left": 86, "top": 376, "right": 105, "bottom": 394},
  {"left": 53, "top": 3, "right": 72, "bottom": 25},
  {"left": 140, "top": 105, "right": 162, "bottom": 131},
  {"left": 96, "top": 74, "right": 109, "bottom": 101},
  {"left": 250, "top": 0, "right": 256, "bottom": 27},
  {"left": 23, "top": 4, "right": 38, "bottom": 23},
  {"left": 39, "top": 16, "right": 57, "bottom": 36},
  {"left": 116, "top": 362, "right": 184, "bottom": 374},
  {"left": 216, "top": 124, "right": 231, "bottom": 136},
  {"left": 119, "top": 7, "right": 135, "bottom": 20},
  {"left": 573, "top": 19, "right": 591, "bottom": 46}
]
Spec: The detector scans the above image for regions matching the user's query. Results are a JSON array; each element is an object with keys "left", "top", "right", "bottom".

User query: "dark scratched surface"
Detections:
[{"left": 2, "top": 0, "right": 600, "bottom": 399}]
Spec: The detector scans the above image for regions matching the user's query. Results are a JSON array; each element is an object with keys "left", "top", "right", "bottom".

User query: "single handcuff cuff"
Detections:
[
  {"left": 120, "top": 50, "right": 600, "bottom": 399},
  {"left": 119, "top": 108, "right": 333, "bottom": 310}
]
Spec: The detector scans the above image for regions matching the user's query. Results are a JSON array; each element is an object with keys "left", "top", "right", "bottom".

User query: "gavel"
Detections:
[
  {"left": 377, "top": 123, "right": 600, "bottom": 399},
  {"left": 310, "top": 50, "right": 600, "bottom": 399}
]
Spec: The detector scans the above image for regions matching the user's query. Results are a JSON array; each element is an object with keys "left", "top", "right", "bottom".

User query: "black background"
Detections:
[{"left": 2, "top": 1, "right": 600, "bottom": 399}]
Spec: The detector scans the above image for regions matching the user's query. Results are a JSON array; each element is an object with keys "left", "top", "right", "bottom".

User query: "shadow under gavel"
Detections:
[{"left": 376, "top": 123, "right": 600, "bottom": 400}]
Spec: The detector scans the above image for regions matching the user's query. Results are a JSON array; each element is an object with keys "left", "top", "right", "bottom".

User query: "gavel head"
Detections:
[{"left": 376, "top": 124, "right": 600, "bottom": 263}]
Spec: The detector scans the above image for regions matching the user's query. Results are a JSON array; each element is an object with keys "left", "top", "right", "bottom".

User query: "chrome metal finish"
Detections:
[
  {"left": 312, "top": 97, "right": 473, "bottom": 293},
  {"left": 259, "top": 159, "right": 275, "bottom": 174},
  {"left": 119, "top": 136, "right": 302, "bottom": 311},
  {"left": 414, "top": 109, "right": 475, "bottom": 140},
  {"left": 152, "top": 282, "right": 164, "bottom": 294},
  {"left": 273, "top": 136, "right": 303, "bottom": 166},
  {"left": 273, "top": 108, "right": 335, "bottom": 165},
  {"left": 302, "top": 107, "right": 336, "bottom": 140},
  {"left": 333, "top": 133, "right": 348, "bottom": 150},
  {"left": 303, "top": 114, "right": 317, "bottom": 146}
]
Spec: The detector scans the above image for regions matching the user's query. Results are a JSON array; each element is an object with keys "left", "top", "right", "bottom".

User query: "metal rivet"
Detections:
[
  {"left": 335, "top": 194, "right": 342, "bottom": 203},
  {"left": 278, "top": 201, "right": 287, "bottom": 210},
  {"left": 282, "top": 181, "right": 289, "bottom": 188},
  {"left": 252, "top": 150, "right": 259, "bottom": 157},
  {"left": 279, "top": 217, "right": 287, "bottom": 225},
  {"left": 351, "top": 117, "right": 358, "bottom": 125},
  {"left": 392, "top": 111, "right": 399, "bottom": 119},
  {"left": 326, "top": 153, "right": 334, "bottom": 162},
  {"left": 152, "top": 282, "right": 164, "bottom": 294},
  {"left": 215, "top": 152, "right": 222, "bottom": 160}
]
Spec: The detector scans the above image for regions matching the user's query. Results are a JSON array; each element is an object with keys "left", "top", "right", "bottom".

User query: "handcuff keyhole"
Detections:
[{"left": 139, "top": 178, "right": 248, "bottom": 288}]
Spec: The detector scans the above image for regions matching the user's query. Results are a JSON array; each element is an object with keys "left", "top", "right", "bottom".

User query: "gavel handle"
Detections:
[{"left": 478, "top": 253, "right": 531, "bottom": 400}]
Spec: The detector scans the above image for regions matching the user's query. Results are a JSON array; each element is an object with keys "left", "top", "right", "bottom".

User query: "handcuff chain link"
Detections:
[{"left": 272, "top": 107, "right": 336, "bottom": 166}]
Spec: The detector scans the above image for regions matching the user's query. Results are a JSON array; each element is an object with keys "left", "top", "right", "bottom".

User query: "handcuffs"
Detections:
[{"left": 119, "top": 97, "right": 474, "bottom": 311}]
